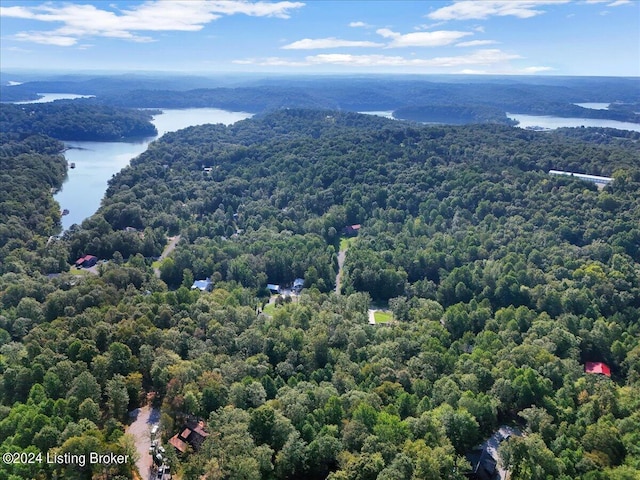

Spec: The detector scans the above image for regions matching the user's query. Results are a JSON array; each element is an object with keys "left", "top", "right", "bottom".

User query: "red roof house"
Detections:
[
  {"left": 169, "top": 421, "right": 209, "bottom": 454},
  {"left": 585, "top": 362, "right": 611, "bottom": 377},
  {"left": 75, "top": 255, "right": 97, "bottom": 268}
]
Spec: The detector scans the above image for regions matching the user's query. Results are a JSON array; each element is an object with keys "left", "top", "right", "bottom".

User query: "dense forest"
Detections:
[
  {"left": 0, "top": 133, "right": 70, "bottom": 275},
  {"left": 3, "top": 74, "right": 639, "bottom": 124},
  {"left": 0, "top": 103, "right": 157, "bottom": 141},
  {"left": 1, "top": 109, "right": 639, "bottom": 480},
  {"left": 392, "top": 105, "right": 516, "bottom": 125}
]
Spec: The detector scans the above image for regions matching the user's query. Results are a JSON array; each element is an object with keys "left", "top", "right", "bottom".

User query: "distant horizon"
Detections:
[
  {"left": 1, "top": 1, "right": 638, "bottom": 76},
  {"left": 2, "top": 69, "right": 639, "bottom": 80}
]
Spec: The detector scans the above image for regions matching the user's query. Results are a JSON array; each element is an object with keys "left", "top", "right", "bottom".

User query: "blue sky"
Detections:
[{"left": 0, "top": 0, "right": 638, "bottom": 76}]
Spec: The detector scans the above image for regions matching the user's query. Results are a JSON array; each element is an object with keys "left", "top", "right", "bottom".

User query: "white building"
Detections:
[{"left": 549, "top": 169, "right": 613, "bottom": 186}]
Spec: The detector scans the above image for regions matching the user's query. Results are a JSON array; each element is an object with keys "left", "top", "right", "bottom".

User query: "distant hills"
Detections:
[{"left": 2, "top": 74, "right": 639, "bottom": 125}]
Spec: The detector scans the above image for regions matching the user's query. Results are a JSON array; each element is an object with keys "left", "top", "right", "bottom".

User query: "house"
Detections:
[
  {"left": 169, "top": 421, "right": 209, "bottom": 454},
  {"left": 344, "top": 224, "right": 361, "bottom": 236},
  {"left": 549, "top": 169, "right": 613, "bottom": 187},
  {"left": 465, "top": 448, "right": 497, "bottom": 480},
  {"left": 267, "top": 284, "right": 280, "bottom": 294},
  {"left": 292, "top": 278, "right": 304, "bottom": 293},
  {"left": 75, "top": 255, "right": 98, "bottom": 268},
  {"left": 191, "top": 278, "right": 213, "bottom": 292},
  {"left": 465, "top": 426, "right": 521, "bottom": 480},
  {"left": 585, "top": 361, "right": 611, "bottom": 377}
]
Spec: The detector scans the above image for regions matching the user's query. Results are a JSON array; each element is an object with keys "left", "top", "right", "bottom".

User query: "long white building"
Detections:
[{"left": 549, "top": 169, "right": 613, "bottom": 186}]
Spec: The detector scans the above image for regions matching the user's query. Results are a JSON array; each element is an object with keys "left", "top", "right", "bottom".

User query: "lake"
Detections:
[
  {"left": 507, "top": 113, "right": 640, "bottom": 133},
  {"left": 575, "top": 102, "right": 610, "bottom": 110},
  {"left": 362, "top": 109, "right": 640, "bottom": 133},
  {"left": 55, "top": 108, "right": 253, "bottom": 230},
  {"left": 14, "top": 93, "right": 96, "bottom": 104},
  {"left": 358, "top": 110, "right": 396, "bottom": 119}
]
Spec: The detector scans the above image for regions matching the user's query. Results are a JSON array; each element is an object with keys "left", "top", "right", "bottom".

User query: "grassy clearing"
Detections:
[
  {"left": 374, "top": 311, "right": 393, "bottom": 323},
  {"left": 339, "top": 236, "right": 355, "bottom": 251},
  {"left": 263, "top": 301, "right": 277, "bottom": 316},
  {"left": 69, "top": 268, "right": 90, "bottom": 276}
]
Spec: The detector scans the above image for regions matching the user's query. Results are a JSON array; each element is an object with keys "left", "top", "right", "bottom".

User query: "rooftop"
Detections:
[{"left": 585, "top": 361, "right": 611, "bottom": 377}]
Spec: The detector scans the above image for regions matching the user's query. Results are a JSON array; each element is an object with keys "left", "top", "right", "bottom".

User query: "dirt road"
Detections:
[
  {"left": 335, "top": 248, "right": 346, "bottom": 295},
  {"left": 154, "top": 235, "right": 181, "bottom": 277}
]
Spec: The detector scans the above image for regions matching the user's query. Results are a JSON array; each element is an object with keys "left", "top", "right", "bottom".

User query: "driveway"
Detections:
[
  {"left": 154, "top": 235, "right": 181, "bottom": 277},
  {"left": 127, "top": 405, "right": 161, "bottom": 480},
  {"left": 335, "top": 248, "right": 347, "bottom": 295}
]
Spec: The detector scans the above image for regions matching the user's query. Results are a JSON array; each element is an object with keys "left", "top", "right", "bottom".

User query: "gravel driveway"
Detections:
[{"left": 127, "top": 405, "right": 160, "bottom": 480}]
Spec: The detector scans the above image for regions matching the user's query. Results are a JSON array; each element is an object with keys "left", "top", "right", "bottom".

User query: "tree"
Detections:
[
  {"left": 275, "top": 430, "right": 308, "bottom": 479},
  {"left": 107, "top": 342, "right": 133, "bottom": 376},
  {"left": 435, "top": 405, "right": 480, "bottom": 455},
  {"left": 106, "top": 375, "right": 129, "bottom": 422},
  {"left": 68, "top": 371, "right": 101, "bottom": 405},
  {"left": 78, "top": 398, "right": 101, "bottom": 424},
  {"left": 499, "top": 434, "right": 563, "bottom": 480}
]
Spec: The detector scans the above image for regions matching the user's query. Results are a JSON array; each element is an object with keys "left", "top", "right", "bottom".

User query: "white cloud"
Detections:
[
  {"left": 418, "top": 49, "right": 521, "bottom": 67},
  {"left": 233, "top": 57, "right": 309, "bottom": 66},
  {"left": 585, "top": 0, "right": 630, "bottom": 4},
  {"left": 281, "top": 37, "right": 384, "bottom": 49},
  {"left": 14, "top": 31, "right": 78, "bottom": 46},
  {"left": 1, "top": 1, "right": 305, "bottom": 46},
  {"left": 457, "top": 68, "right": 489, "bottom": 74},
  {"left": 520, "top": 66, "right": 555, "bottom": 73},
  {"left": 234, "top": 48, "right": 521, "bottom": 68},
  {"left": 4, "top": 46, "right": 32, "bottom": 53},
  {"left": 456, "top": 39, "right": 499, "bottom": 47},
  {"left": 349, "top": 21, "right": 369, "bottom": 27},
  {"left": 606, "top": 0, "right": 631, "bottom": 6},
  {"left": 376, "top": 28, "right": 472, "bottom": 47},
  {"left": 428, "top": 1, "right": 570, "bottom": 21}
]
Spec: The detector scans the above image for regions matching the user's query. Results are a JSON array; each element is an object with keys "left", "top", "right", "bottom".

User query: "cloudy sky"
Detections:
[{"left": 0, "top": 0, "right": 638, "bottom": 75}]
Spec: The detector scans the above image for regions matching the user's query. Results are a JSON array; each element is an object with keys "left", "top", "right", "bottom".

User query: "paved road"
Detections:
[
  {"left": 126, "top": 405, "right": 160, "bottom": 480},
  {"left": 154, "top": 235, "right": 181, "bottom": 277}
]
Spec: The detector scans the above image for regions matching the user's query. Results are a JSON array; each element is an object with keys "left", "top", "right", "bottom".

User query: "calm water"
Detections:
[
  {"left": 56, "top": 108, "right": 252, "bottom": 230},
  {"left": 15, "top": 93, "right": 96, "bottom": 104},
  {"left": 507, "top": 113, "right": 640, "bottom": 133},
  {"left": 575, "top": 102, "right": 610, "bottom": 110},
  {"left": 358, "top": 110, "right": 396, "bottom": 119},
  {"left": 361, "top": 109, "right": 640, "bottom": 133}
]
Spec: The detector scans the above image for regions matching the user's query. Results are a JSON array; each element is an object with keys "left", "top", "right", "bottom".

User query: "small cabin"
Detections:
[
  {"left": 344, "top": 224, "right": 361, "bottom": 236},
  {"left": 292, "top": 278, "right": 305, "bottom": 293},
  {"left": 585, "top": 361, "right": 611, "bottom": 377},
  {"left": 191, "top": 278, "right": 213, "bottom": 292},
  {"left": 267, "top": 284, "right": 281, "bottom": 294}
]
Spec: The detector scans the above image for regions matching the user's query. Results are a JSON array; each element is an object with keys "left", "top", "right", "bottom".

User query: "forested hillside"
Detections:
[
  {"left": 0, "top": 103, "right": 157, "bottom": 141},
  {"left": 1, "top": 110, "right": 639, "bottom": 480},
  {"left": 3, "top": 75, "right": 639, "bottom": 124},
  {"left": 0, "top": 133, "right": 70, "bottom": 275}
]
